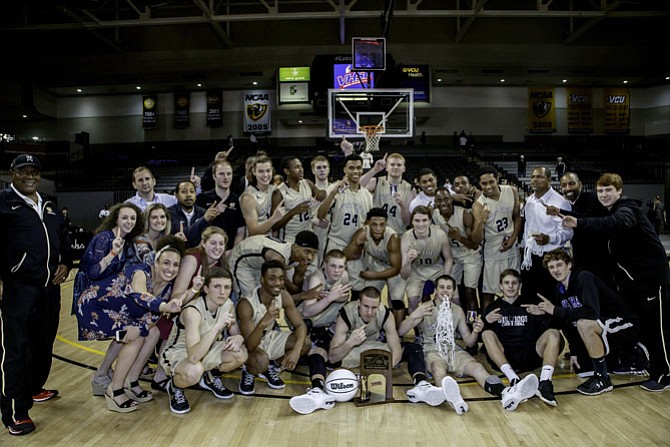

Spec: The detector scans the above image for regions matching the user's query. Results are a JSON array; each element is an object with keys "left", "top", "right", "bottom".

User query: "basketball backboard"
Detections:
[{"left": 327, "top": 88, "right": 414, "bottom": 139}]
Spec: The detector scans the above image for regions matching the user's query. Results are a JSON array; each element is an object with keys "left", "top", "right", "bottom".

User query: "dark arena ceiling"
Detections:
[{"left": 1, "top": 0, "right": 669, "bottom": 110}]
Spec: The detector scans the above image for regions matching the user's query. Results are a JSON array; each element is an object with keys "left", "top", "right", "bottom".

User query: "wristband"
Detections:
[{"left": 191, "top": 288, "right": 199, "bottom": 294}]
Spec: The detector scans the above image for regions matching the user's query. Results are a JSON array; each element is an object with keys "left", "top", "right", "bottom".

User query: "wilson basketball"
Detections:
[{"left": 324, "top": 369, "right": 359, "bottom": 402}]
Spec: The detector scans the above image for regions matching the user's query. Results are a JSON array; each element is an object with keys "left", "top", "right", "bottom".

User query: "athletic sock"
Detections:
[
  {"left": 501, "top": 364, "right": 520, "bottom": 383},
  {"left": 413, "top": 373, "right": 429, "bottom": 385},
  {"left": 592, "top": 356, "right": 608, "bottom": 378},
  {"left": 540, "top": 365, "right": 554, "bottom": 382},
  {"left": 307, "top": 353, "right": 327, "bottom": 387},
  {"left": 484, "top": 376, "right": 505, "bottom": 397},
  {"left": 311, "top": 377, "right": 325, "bottom": 390}
]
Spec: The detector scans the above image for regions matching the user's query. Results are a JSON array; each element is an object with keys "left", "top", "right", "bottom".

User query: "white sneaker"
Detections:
[
  {"left": 501, "top": 374, "right": 539, "bottom": 412},
  {"left": 406, "top": 381, "right": 446, "bottom": 406},
  {"left": 289, "top": 388, "right": 336, "bottom": 415},
  {"left": 441, "top": 376, "right": 468, "bottom": 415}
]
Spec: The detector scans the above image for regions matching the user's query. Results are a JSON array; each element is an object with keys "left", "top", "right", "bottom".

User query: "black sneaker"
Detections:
[
  {"left": 199, "top": 370, "right": 234, "bottom": 400},
  {"left": 239, "top": 367, "right": 256, "bottom": 395},
  {"left": 536, "top": 380, "right": 558, "bottom": 406},
  {"left": 577, "top": 374, "right": 613, "bottom": 396},
  {"left": 614, "top": 342, "right": 650, "bottom": 376},
  {"left": 7, "top": 418, "right": 35, "bottom": 436},
  {"left": 167, "top": 379, "right": 190, "bottom": 414},
  {"left": 639, "top": 379, "right": 670, "bottom": 392},
  {"left": 259, "top": 363, "right": 285, "bottom": 389}
]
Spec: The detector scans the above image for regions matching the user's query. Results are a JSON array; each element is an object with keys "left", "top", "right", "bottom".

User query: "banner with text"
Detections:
[
  {"left": 174, "top": 92, "right": 190, "bottom": 128},
  {"left": 566, "top": 87, "right": 593, "bottom": 134},
  {"left": 206, "top": 90, "right": 223, "bottom": 127},
  {"left": 603, "top": 87, "right": 630, "bottom": 134},
  {"left": 142, "top": 95, "right": 158, "bottom": 129},
  {"left": 398, "top": 65, "right": 430, "bottom": 102},
  {"left": 243, "top": 90, "right": 272, "bottom": 133},
  {"left": 528, "top": 87, "right": 556, "bottom": 133}
]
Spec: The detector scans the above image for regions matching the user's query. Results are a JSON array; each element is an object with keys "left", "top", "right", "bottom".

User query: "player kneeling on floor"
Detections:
[{"left": 160, "top": 268, "right": 248, "bottom": 414}]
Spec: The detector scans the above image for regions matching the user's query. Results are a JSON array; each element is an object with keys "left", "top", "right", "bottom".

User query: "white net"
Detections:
[
  {"left": 361, "top": 125, "right": 384, "bottom": 152},
  {"left": 435, "top": 295, "right": 456, "bottom": 369}
]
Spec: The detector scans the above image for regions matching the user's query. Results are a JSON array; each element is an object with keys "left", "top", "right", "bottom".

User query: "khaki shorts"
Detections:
[
  {"left": 452, "top": 252, "right": 483, "bottom": 289},
  {"left": 405, "top": 267, "right": 442, "bottom": 298},
  {"left": 424, "top": 347, "right": 475, "bottom": 377},
  {"left": 161, "top": 340, "right": 229, "bottom": 376},
  {"left": 482, "top": 256, "right": 519, "bottom": 294},
  {"left": 259, "top": 330, "right": 291, "bottom": 361},
  {"left": 365, "top": 273, "right": 407, "bottom": 303},
  {"left": 342, "top": 341, "right": 390, "bottom": 369}
]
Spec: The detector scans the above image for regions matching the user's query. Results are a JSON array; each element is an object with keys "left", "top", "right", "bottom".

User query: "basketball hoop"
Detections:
[{"left": 361, "top": 125, "right": 384, "bottom": 152}]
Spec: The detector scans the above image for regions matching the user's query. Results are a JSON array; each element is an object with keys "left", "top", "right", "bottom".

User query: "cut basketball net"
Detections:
[
  {"left": 435, "top": 295, "right": 456, "bottom": 369},
  {"left": 361, "top": 125, "right": 384, "bottom": 152}
]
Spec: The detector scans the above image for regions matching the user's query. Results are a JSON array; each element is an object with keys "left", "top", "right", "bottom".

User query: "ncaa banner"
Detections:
[
  {"left": 206, "top": 90, "right": 223, "bottom": 127},
  {"left": 142, "top": 95, "right": 158, "bottom": 129},
  {"left": 603, "top": 88, "right": 630, "bottom": 134},
  {"left": 174, "top": 92, "right": 190, "bottom": 128},
  {"left": 528, "top": 87, "right": 556, "bottom": 133},
  {"left": 243, "top": 90, "right": 271, "bottom": 133},
  {"left": 566, "top": 87, "right": 593, "bottom": 134}
]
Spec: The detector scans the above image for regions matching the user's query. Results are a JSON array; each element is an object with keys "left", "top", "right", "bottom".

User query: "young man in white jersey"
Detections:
[
  {"left": 409, "top": 168, "right": 438, "bottom": 213},
  {"left": 472, "top": 166, "right": 522, "bottom": 313},
  {"left": 161, "top": 268, "right": 248, "bottom": 414},
  {"left": 240, "top": 155, "right": 286, "bottom": 236},
  {"left": 432, "top": 187, "right": 482, "bottom": 320},
  {"left": 235, "top": 260, "right": 334, "bottom": 414},
  {"left": 309, "top": 156, "right": 332, "bottom": 265},
  {"left": 272, "top": 157, "right": 326, "bottom": 243},
  {"left": 329, "top": 286, "right": 403, "bottom": 369},
  {"left": 299, "top": 249, "right": 352, "bottom": 350},
  {"left": 400, "top": 206, "right": 453, "bottom": 318},
  {"left": 359, "top": 153, "right": 416, "bottom": 235},
  {"left": 317, "top": 154, "right": 372, "bottom": 293},
  {"left": 400, "top": 275, "right": 528, "bottom": 413},
  {"left": 344, "top": 207, "right": 405, "bottom": 323}
]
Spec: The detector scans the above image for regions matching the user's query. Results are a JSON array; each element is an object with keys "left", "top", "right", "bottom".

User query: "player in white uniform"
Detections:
[
  {"left": 409, "top": 168, "right": 438, "bottom": 213},
  {"left": 472, "top": 166, "right": 522, "bottom": 312},
  {"left": 432, "top": 187, "right": 482, "bottom": 317},
  {"left": 329, "top": 286, "right": 403, "bottom": 369},
  {"left": 227, "top": 232, "right": 318, "bottom": 301},
  {"left": 161, "top": 268, "right": 247, "bottom": 414},
  {"left": 344, "top": 207, "right": 406, "bottom": 323},
  {"left": 298, "top": 249, "right": 352, "bottom": 358},
  {"left": 272, "top": 157, "right": 326, "bottom": 243},
  {"left": 237, "top": 260, "right": 335, "bottom": 415},
  {"left": 360, "top": 153, "right": 416, "bottom": 235},
  {"left": 317, "top": 154, "right": 372, "bottom": 291},
  {"left": 401, "top": 206, "right": 454, "bottom": 317},
  {"left": 240, "top": 155, "right": 285, "bottom": 236},
  {"left": 309, "top": 156, "right": 332, "bottom": 266}
]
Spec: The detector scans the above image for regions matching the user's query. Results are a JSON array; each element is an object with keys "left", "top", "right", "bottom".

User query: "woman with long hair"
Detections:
[{"left": 132, "top": 203, "right": 172, "bottom": 266}]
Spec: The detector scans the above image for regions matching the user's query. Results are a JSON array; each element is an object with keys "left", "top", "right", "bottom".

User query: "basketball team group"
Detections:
[{"left": 1, "top": 142, "right": 669, "bottom": 435}]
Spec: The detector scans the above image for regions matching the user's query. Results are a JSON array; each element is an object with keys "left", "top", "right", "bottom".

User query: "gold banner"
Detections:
[
  {"left": 566, "top": 87, "right": 593, "bottom": 134},
  {"left": 528, "top": 87, "right": 556, "bottom": 133},
  {"left": 603, "top": 88, "right": 630, "bottom": 134}
]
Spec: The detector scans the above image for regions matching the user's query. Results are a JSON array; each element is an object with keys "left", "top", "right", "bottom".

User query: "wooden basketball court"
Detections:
[{"left": 18, "top": 279, "right": 670, "bottom": 446}]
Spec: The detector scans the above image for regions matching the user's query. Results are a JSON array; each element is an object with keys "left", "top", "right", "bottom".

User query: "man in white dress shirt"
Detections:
[{"left": 520, "top": 166, "right": 572, "bottom": 300}]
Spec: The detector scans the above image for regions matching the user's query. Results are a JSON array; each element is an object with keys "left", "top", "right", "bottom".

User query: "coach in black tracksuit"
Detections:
[
  {"left": 0, "top": 155, "right": 71, "bottom": 435},
  {"left": 563, "top": 173, "right": 670, "bottom": 392}
]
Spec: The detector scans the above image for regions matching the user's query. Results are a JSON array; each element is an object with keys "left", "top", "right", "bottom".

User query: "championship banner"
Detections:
[
  {"left": 243, "top": 90, "right": 271, "bottom": 133},
  {"left": 603, "top": 88, "right": 630, "bottom": 134},
  {"left": 566, "top": 87, "right": 593, "bottom": 134},
  {"left": 142, "top": 95, "right": 157, "bottom": 129},
  {"left": 206, "top": 90, "right": 223, "bottom": 127},
  {"left": 528, "top": 87, "right": 556, "bottom": 133},
  {"left": 174, "top": 92, "right": 190, "bottom": 128}
]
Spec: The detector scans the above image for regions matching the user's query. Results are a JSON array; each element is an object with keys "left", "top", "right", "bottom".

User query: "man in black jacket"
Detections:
[
  {"left": 530, "top": 250, "right": 645, "bottom": 396},
  {"left": 562, "top": 173, "right": 670, "bottom": 392},
  {"left": 0, "top": 155, "right": 71, "bottom": 435}
]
